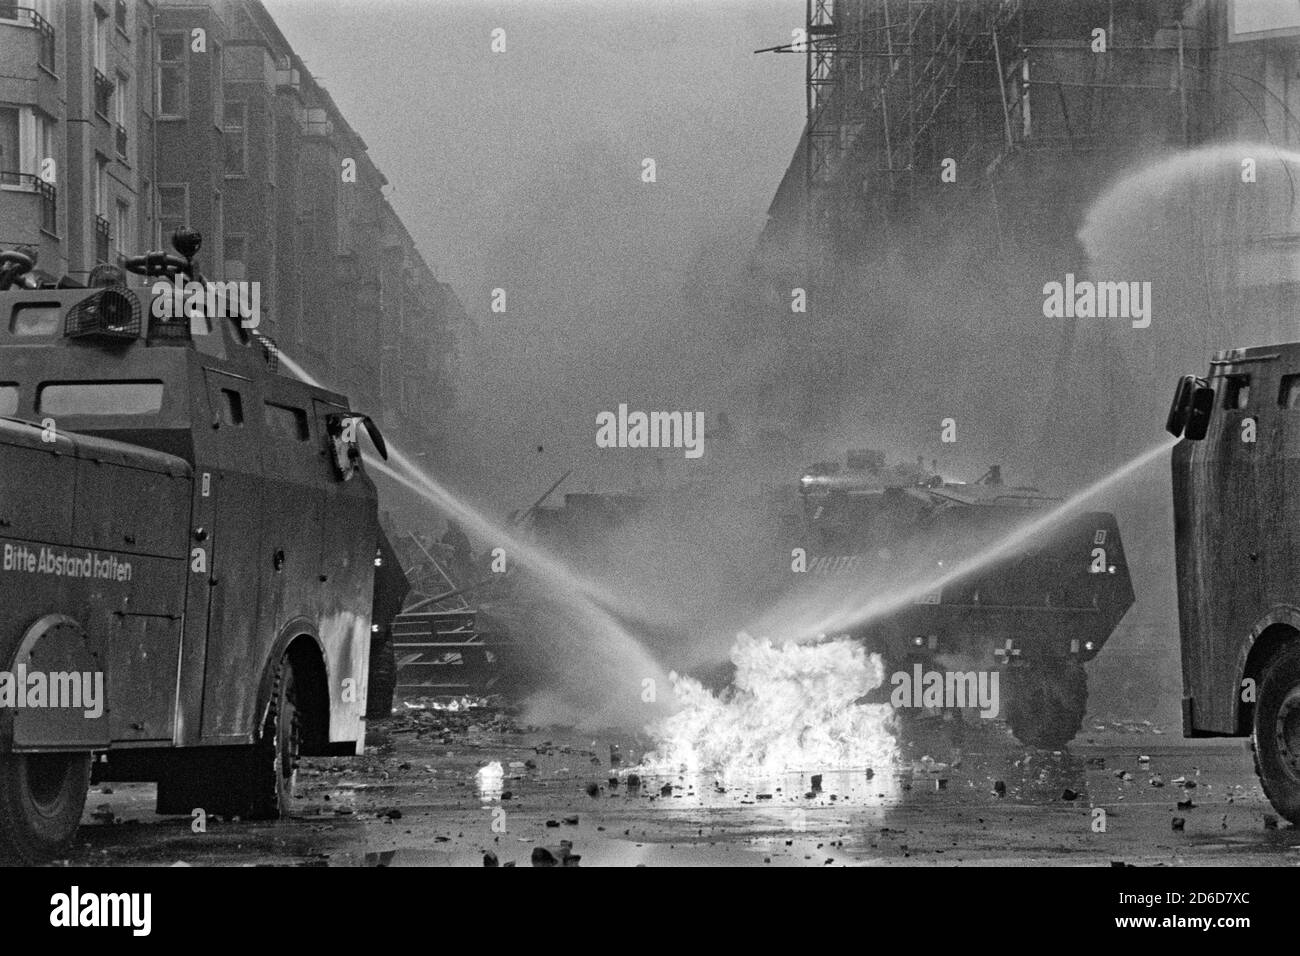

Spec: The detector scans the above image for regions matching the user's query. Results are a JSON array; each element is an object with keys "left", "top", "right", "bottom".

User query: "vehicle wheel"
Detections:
[
  {"left": 1003, "top": 662, "right": 1088, "bottom": 749},
  {"left": 1252, "top": 643, "right": 1300, "bottom": 824},
  {"left": 0, "top": 752, "right": 91, "bottom": 864},
  {"left": 365, "top": 627, "right": 397, "bottom": 721},
  {"left": 245, "top": 652, "right": 301, "bottom": 820}
]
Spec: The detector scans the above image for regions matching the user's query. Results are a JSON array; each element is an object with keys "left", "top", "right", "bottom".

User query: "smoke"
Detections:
[{"left": 267, "top": 1, "right": 1300, "bottom": 732}]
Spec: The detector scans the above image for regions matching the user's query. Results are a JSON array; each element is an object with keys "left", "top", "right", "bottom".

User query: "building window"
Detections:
[
  {"left": 224, "top": 234, "right": 246, "bottom": 279},
  {"left": 0, "top": 107, "right": 61, "bottom": 232},
  {"left": 93, "top": 6, "right": 109, "bottom": 73},
  {"left": 36, "top": 111, "right": 53, "bottom": 177},
  {"left": 94, "top": 154, "right": 108, "bottom": 218},
  {"left": 114, "top": 199, "right": 130, "bottom": 264},
  {"left": 157, "top": 184, "right": 188, "bottom": 245},
  {"left": 94, "top": 70, "right": 114, "bottom": 120},
  {"left": 114, "top": 72, "right": 129, "bottom": 157},
  {"left": 158, "top": 33, "right": 187, "bottom": 117},
  {"left": 94, "top": 155, "right": 110, "bottom": 263},
  {"left": 0, "top": 108, "right": 18, "bottom": 183},
  {"left": 223, "top": 100, "right": 246, "bottom": 176}
]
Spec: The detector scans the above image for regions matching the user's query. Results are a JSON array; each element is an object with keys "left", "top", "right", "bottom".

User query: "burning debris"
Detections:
[{"left": 639, "top": 633, "right": 896, "bottom": 778}]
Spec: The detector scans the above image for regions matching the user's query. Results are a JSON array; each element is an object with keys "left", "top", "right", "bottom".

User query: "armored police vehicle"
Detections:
[
  {"left": 789, "top": 452, "right": 1135, "bottom": 748},
  {"left": 0, "top": 231, "right": 407, "bottom": 862},
  {"left": 1168, "top": 348, "right": 1300, "bottom": 823}
]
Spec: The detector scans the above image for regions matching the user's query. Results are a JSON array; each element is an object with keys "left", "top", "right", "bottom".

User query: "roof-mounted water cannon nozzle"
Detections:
[
  {"left": 171, "top": 227, "right": 203, "bottom": 282},
  {"left": 172, "top": 226, "right": 201, "bottom": 261}
]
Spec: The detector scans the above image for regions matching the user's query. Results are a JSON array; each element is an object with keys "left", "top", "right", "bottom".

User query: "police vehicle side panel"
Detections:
[{"left": 1175, "top": 347, "right": 1300, "bottom": 736}]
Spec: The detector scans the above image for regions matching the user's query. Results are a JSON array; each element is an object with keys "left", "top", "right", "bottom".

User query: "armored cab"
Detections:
[
  {"left": 1168, "top": 346, "right": 1300, "bottom": 822},
  {"left": 0, "top": 235, "right": 405, "bottom": 861},
  {"left": 786, "top": 452, "right": 1135, "bottom": 747}
]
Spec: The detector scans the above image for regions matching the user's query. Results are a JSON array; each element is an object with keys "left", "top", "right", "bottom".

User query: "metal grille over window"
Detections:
[{"left": 64, "top": 288, "right": 142, "bottom": 341}]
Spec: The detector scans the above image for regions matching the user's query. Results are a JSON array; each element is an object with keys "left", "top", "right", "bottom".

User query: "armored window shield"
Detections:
[
  {"left": 218, "top": 388, "right": 244, "bottom": 426},
  {"left": 0, "top": 384, "right": 17, "bottom": 417},
  {"left": 1223, "top": 374, "right": 1251, "bottom": 410},
  {"left": 10, "top": 303, "right": 60, "bottom": 336},
  {"left": 1184, "top": 384, "right": 1216, "bottom": 441},
  {"left": 1280, "top": 373, "right": 1300, "bottom": 408},
  {"left": 264, "top": 401, "right": 309, "bottom": 442},
  {"left": 38, "top": 381, "right": 164, "bottom": 416}
]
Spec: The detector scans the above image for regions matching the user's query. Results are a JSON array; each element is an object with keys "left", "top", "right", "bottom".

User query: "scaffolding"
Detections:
[{"left": 803, "top": 1, "right": 1026, "bottom": 237}]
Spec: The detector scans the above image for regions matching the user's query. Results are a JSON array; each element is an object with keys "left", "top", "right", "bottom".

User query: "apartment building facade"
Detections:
[{"left": 0, "top": 0, "right": 463, "bottom": 462}]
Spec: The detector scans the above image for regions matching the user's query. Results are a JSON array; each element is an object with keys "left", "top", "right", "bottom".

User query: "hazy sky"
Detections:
[
  {"left": 264, "top": 0, "right": 804, "bottom": 294},
  {"left": 263, "top": 0, "right": 805, "bottom": 506}
]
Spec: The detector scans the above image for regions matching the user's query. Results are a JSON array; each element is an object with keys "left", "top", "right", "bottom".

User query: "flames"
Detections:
[{"left": 640, "top": 633, "right": 897, "bottom": 778}]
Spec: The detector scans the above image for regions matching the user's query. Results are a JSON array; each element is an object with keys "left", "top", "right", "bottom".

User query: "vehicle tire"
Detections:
[
  {"left": 244, "top": 652, "right": 301, "bottom": 820},
  {"left": 365, "top": 627, "right": 397, "bottom": 721},
  {"left": 1003, "top": 662, "right": 1088, "bottom": 749},
  {"left": 1252, "top": 643, "right": 1300, "bottom": 824},
  {"left": 0, "top": 752, "right": 91, "bottom": 864}
]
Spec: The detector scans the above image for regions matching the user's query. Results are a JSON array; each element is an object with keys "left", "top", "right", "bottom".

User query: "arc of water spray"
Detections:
[
  {"left": 765, "top": 437, "right": 1177, "bottom": 644},
  {"left": 275, "top": 351, "right": 628, "bottom": 611},
  {"left": 275, "top": 350, "right": 673, "bottom": 716}
]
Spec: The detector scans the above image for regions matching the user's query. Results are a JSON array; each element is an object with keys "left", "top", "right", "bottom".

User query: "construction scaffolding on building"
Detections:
[{"left": 763, "top": 1, "right": 1217, "bottom": 269}]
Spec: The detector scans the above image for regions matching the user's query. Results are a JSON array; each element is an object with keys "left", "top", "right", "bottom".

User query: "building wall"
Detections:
[
  {"left": 0, "top": 0, "right": 157, "bottom": 281},
  {"left": 0, "top": 0, "right": 464, "bottom": 466}
]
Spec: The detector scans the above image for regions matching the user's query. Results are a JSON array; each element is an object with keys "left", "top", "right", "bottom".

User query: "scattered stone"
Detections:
[
  {"left": 1171, "top": 817, "right": 1186, "bottom": 831},
  {"left": 993, "top": 780, "right": 1006, "bottom": 797},
  {"left": 483, "top": 851, "right": 499, "bottom": 867},
  {"left": 1061, "top": 788, "right": 1079, "bottom": 801},
  {"left": 626, "top": 774, "right": 641, "bottom": 789},
  {"left": 1264, "top": 815, "right": 1279, "bottom": 830},
  {"left": 810, "top": 774, "right": 823, "bottom": 791},
  {"left": 585, "top": 782, "right": 600, "bottom": 798}
]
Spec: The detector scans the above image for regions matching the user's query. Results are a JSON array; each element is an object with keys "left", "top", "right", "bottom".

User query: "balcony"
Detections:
[
  {"left": 115, "top": 122, "right": 127, "bottom": 158},
  {"left": 0, "top": 172, "right": 56, "bottom": 234},
  {"left": 94, "top": 214, "right": 110, "bottom": 263},
  {"left": 93, "top": 69, "right": 114, "bottom": 119},
  {"left": 0, "top": 6, "right": 56, "bottom": 74}
]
